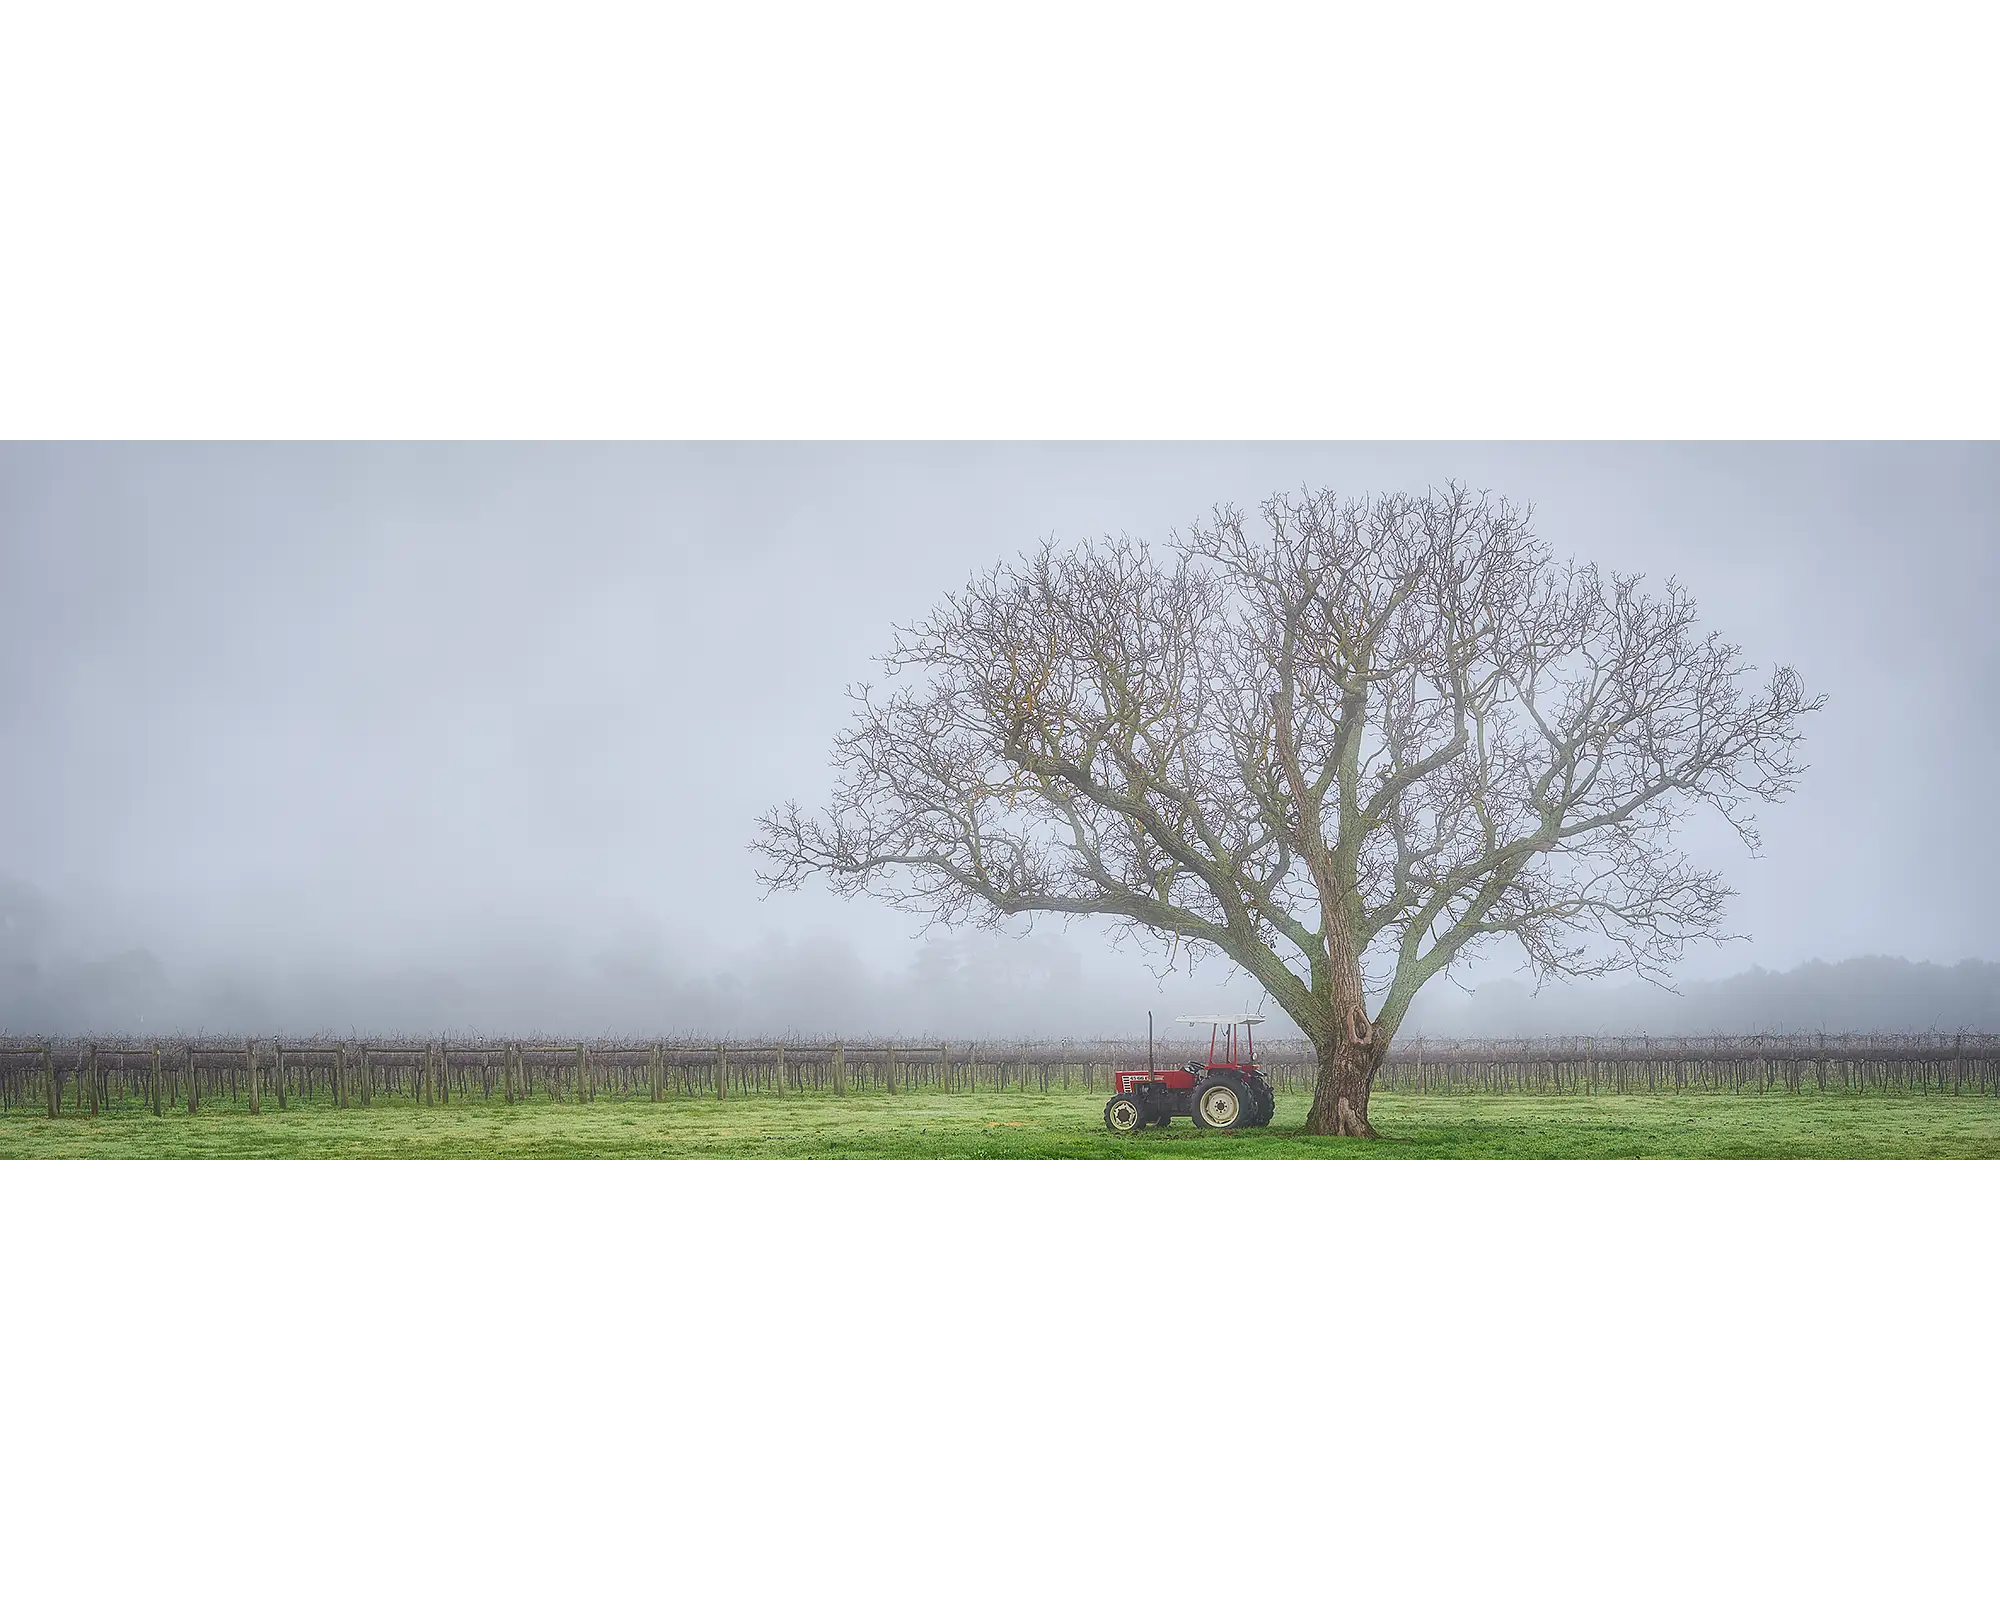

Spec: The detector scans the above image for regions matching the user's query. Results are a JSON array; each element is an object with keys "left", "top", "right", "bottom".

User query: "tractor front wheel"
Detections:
[
  {"left": 1194, "top": 1078, "right": 1246, "bottom": 1131},
  {"left": 1104, "top": 1094, "right": 1143, "bottom": 1133}
]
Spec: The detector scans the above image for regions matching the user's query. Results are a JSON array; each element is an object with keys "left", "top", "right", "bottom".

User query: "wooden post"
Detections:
[
  {"left": 574, "top": 1043, "right": 587, "bottom": 1104},
  {"left": 886, "top": 1042, "right": 898, "bottom": 1094},
  {"left": 648, "top": 1042, "right": 662, "bottom": 1103},
  {"left": 245, "top": 1039, "right": 260, "bottom": 1114},
  {"left": 274, "top": 1040, "right": 287, "bottom": 1109},
  {"left": 41, "top": 1043, "right": 57, "bottom": 1118},
  {"left": 150, "top": 1046, "right": 163, "bottom": 1117},
  {"left": 84, "top": 1041, "right": 99, "bottom": 1116},
  {"left": 832, "top": 1041, "right": 845, "bottom": 1097},
  {"left": 715, "top": 1044, "right": 727, "bottom": 1100},
  {"left": 773, "top": 1041, "right": 786, "bottom": 1098},
  {"left": 187, "top": 1045, "right": 200, "bottom": 1113},
  {"left": 940, "top": 1042, "right": 950, "bottom": 1093},
  {"left": 335, "top": 1042, "right": 349, "bottom": 1110}
]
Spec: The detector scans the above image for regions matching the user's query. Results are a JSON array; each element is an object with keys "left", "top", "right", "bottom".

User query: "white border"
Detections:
[
  {"left": 5, "top": 1160, "right": 1995, "bottom": 1599},
  {"left": 1, "top": 4, "right": 1994, "bottom": 438}
]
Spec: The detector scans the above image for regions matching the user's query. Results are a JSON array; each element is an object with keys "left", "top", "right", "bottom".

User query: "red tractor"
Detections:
[{"left": 1103, "top": 1014, "right": 1275, "bottom": 1133}]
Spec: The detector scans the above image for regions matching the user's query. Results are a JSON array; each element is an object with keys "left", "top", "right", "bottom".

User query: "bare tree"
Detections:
[{"left": 754, "top": 486, "right": 1823, "bottom": 1136}]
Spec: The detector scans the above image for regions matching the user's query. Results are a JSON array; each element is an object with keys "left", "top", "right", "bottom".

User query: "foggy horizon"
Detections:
[
  {"left": 3, "top": 876, "right": 1998, "bottom": 1042},
  {"left": 4, "top": 442, "right": 1996, "bottom": 1038}
]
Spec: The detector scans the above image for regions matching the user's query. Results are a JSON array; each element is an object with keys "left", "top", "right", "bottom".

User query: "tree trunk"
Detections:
[{"left": 1304, "top": 1031, "right": 1386, "bottom": 1137}]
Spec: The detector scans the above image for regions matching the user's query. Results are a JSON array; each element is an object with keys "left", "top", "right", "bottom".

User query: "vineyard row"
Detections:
[{"left": 1, "top": 1033, "right": 1996, "bottom": 1116}]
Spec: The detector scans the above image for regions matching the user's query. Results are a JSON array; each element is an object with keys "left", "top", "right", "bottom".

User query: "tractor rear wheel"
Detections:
[
  {"left": 1104, "top": 1095, "right": 1143, "bottom": 1133},
  {"left": 1245, "top": 1080, "right": 1275, "bottom": 1127},
  {"left": 1194, "top": 1077, "right": 1246, "bottom": 1131}
]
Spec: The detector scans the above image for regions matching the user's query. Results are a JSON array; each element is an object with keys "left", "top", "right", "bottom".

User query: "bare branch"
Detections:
[{"left": 753, "top": 484, "right": 1825, "bottom": 1111}]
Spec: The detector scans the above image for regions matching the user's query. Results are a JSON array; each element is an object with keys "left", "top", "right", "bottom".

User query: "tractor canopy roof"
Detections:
[{"left": 1173, "top": 1014, "right": 1266, "bottom": 1025}]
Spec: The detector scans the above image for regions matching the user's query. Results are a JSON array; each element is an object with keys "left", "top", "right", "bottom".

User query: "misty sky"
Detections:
[{"left": 2, "top": 443, "right": 1995, "bottom": 1036}]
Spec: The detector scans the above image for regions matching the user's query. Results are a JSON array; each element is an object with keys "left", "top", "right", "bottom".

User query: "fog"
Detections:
[{"left": 2, "top": 443, "right": 1995, "bottom": 1037}]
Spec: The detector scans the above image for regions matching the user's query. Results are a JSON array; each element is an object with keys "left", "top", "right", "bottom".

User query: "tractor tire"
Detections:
[
  {"left": 1246, "top": 1080, "right": 1275, "bottom": 1127},
  {"left": 1194, "top": 1076, "right": 1247, "bottom": 1131},
  {"left": 1104, "top": 1094, "right": 1143, "bottom": 1134}
]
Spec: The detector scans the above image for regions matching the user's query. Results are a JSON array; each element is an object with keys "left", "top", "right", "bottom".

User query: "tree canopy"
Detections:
[{"left": 755, "top": 486, "right": 1822, "bottom": 1134}]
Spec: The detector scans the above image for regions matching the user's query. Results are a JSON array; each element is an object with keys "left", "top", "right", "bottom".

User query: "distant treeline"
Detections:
[
  {"left": 1, "top": 1032, "right": 1996, "bottom": 1115},
  {"left": 1402, "top": 957, "right": 2000, "bottom": 1037}
]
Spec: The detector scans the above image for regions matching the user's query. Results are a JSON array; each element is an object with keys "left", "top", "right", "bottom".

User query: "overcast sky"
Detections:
[{"left": 2, "top": 443, "right": 1995, "bottom": 1035}]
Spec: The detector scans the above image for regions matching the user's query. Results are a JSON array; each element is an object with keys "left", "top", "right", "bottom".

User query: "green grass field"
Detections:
[{"left": 2, "top": 1087, "right": 1997, "bottom": 1158}]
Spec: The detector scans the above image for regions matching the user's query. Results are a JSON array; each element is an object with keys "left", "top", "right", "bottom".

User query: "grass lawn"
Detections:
[{"left": 2, "top": 1087, "right": 1997, "bottom": 1158}]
